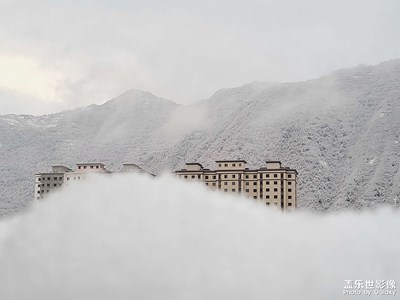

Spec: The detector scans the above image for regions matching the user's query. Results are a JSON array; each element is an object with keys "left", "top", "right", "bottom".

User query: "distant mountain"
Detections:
[{"left": 1, "top": 60, "right": 400, "bottom": 215}]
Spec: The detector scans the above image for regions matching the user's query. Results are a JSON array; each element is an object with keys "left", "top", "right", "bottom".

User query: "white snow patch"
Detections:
[{"left": 319, "top": 160, "right": 328, "bottom": 167}]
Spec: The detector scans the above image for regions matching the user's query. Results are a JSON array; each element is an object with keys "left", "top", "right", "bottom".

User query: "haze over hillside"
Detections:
[{"left": 1, "top": 60, "right": 400, "bottom": 215}]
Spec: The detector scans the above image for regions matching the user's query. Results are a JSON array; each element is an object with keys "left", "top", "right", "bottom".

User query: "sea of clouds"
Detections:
[{"left": 0, "top": 173, "right": 398, "bottom": 299}]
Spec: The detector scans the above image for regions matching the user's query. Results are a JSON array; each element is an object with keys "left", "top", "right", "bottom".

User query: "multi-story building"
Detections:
[
  {"left": 34, "top": 163, "right": 151, "bottom": 201},
  {"left": 175, "top": 160, "right": 298, "bottom": 210}
]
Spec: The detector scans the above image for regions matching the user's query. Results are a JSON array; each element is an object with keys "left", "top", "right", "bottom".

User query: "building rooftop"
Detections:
[
  {"left": 215, "top": 160, "right": 247, "bottom": 163},
  {"left": 76, "top": 163, "right": 106, "bottom": 166}
]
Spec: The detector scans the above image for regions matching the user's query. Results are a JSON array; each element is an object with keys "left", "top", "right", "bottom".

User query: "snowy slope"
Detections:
[{"left": 1, "top": 60, "right": 400, "bottom": 215}]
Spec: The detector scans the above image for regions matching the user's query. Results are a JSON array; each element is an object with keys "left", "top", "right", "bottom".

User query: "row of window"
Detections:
[
  {"left": 37, "top": 190, "right": 50, "bottom": 194},
  {"left": 66, "top": 177, "right": 81, "bottom": 180},
  {"left": 218, "top": 163, "right": 243, "bottom": 167},
  {"left": 38, "top": 177, "right": 63, "bottom": 181},
  {"left": 183, "top": 175, "right": 293, "bottom": 185},
  {"left": 266, "top": 202, "right": 293, "bottom": 206},
  {"left": 37, "top": 183, "right": 61, "bottom": 187},
  {"left": 183, "top": 174, "right": 294, "bottom": 180},
  {"left": 77, "top": 165, "right": 100, "bottom": 170}
]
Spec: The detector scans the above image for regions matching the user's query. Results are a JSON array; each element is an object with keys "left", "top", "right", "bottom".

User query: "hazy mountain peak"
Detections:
[{"left": 104, "top": 89, "right": 176, "bottom": 107}]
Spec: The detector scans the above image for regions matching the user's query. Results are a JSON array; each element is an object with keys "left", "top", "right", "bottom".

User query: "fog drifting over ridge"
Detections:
[
  {"left": 0, "top": 174, "right": 398, "bottom": 299},
  {"left": 1, "top": 0, "right": 400, "bottom": 114}
]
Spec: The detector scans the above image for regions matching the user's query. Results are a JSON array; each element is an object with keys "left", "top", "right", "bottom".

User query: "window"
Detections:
[
  {"left": 265, "top": 181, "right": 270, "bottom": 185},
  {"left": 253, "top": 189, "right": 257, "bottom": 192},
  {"left": 67, "top": 177, "right": 70, "bottom": 181},
  {"left": 288, "top": 203, "right": 293, "bottom": 206},
  {"left": 232, "top": 164, "right": 236, "bottom": 167},
  {"left": 198, "top": 175, "right": 201, "bottom": 179},
  {"left": 59, "top": 177, "right": 63, "bottom": 180},
  {"left": 205, "top": 183, "right": 209, "bottom": 186},
  {"left": 96, "top": 166, "right": 99, "bottom": 169},
  {"left": 232, "top": 189, "right": 236, "bottom": 192},
  {"left": 253, "top": 196, "right": 257, "bottom": 199},
  {"left": 224, "top": 175, "right": 227, "bottom": 178},
  {"left": 90, "top": 166, "right": 94, "bottom": 169},
  {"left": 239, "top": 164, "right": 241, "bottom": 167},
  {"left": 274, "top": 181, "right": 278, "bottom": 185},
  {"left": 232, "top": 182, "right": 236, "bottom": 185},
  {"left": 205, "top": 175, "right": 209, "bottom": 179},
  {"left": 191, "top": 175, "right": 195, "bottom": 179},
  {"left": 47, "top": 184, "right": 50, "bottom": 187},
  {"left": 213, "top": 176, "right": 216, "bottom": 179},
  {"left": 288, "top": 182, "right": 292, "bottom": 185},
  {"left": 266, "top": 188, "right": 270, "bottom": 192},
  {"left": 212, "top": 183, "right": 216, "bottom": 186},
  {"left": 232, "top": 175, "right": 236, "bottom": 178},
  {"left": 224, "top": 189, "right": 228, "bottom": 192},
  {"left": 224, "top": 182, "right": 228, "bottom": 185},
  {"left": 245, "top": 189, "right": 249, "bottom": 192},
  {"left": 274, "top": 188, "right": 278, "bottom": 192},
  {"left": 266, "top": 202, "right": 270, "bottom": 205},
  {"left": 288, "top": 196, "right": 292, "bottom": 199},
  {"left": 245, "top": 182, "right": 249, "bottom": 186},
  {"left": 288, "top": 189, "right": 292, "bottom": 192},
  {"left": 253, "top": 182, "right": 257, "bottom": 185},
  {"left": 288, "top": 174, "right": 292, "bottom": 178},
  {"left": 219, "top": 164, "right": 221, "bottom": 167},
  {"left": 253, "top": 175, "right": 257, "bottom": 179},
  {"left": 78, "top": 166, "right": 81, "bottom": 169},
  {"left": 274, "top": 195, "right": 278, "bottom": 199},
  {"left": 47, "top": 177, "right": 50, "bottom": 180},
  {"left": 53, "top": 177, "right": 57, "bottom": 180},
  {"left": 224, "top": 164, "right": 228, "bottom": 167},
  {"left": 53, "top": 184, "right": 57, "bottom": 187},
  {"left": 83, "top": 166, "right": 87, "bottom": 169},
  {"left": 38, "top": 178, "right": 41, "bottom": 181},
  {"left": 274, "top": 174, "right": 278, "bottom": 178},
  {"left": 37, "top": 191, "right": 40, "bottom": 194},
  {"left": 265, "top": 174, "right": 270, "bottom": 178},
  {"left": 245, "top": 175, "right": 249, "bottom": 179},
  {"left": 266, "top": 195, "right": 270, "bottom": 199},
  {"left": 184, "top": 175, "right": 188, "bottom": 179}
]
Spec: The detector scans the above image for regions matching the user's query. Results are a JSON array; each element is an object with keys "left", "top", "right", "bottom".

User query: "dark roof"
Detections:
[
  {"left": 185, "top": 162, "right": 203, "bottom": 166},
  {"left": 265, "top": 161, "right": 282, "bottom": 164},
  {"left": 35, "top": 172, "right": 65, "bottom": 176},
  {"left": 215, "top": 160, "right": 247, "bottom": 163}
]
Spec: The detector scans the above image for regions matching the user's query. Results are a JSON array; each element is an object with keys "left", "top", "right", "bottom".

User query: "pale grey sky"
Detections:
[{"left": 0, "top": 0, "right": 399, "bottom": 114}]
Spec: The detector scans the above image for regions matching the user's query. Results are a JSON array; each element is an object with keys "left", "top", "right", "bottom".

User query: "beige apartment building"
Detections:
[
  {"left": 175, "top": 160, "right": 298, "bottom": 210},
  {"left": 34, "top": 163, "right": 151, "bottom": 200}
]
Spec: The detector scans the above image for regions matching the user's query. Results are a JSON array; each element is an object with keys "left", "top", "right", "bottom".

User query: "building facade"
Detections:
[
  {"left": 175, "top": 160, "right": 298, "bottom": 210},
  {"left": 34, "top": 163, "right": 151, "bottom": 201}
]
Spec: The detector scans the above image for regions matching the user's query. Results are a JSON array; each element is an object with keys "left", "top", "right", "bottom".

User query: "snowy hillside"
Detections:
[{"left": 1, "top": 60, "right": 400, "bottom": 215}]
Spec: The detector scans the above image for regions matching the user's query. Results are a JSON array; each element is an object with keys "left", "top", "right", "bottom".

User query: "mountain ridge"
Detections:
[{"left": 1, "top": 59, "right": 400, "bottom": 215}]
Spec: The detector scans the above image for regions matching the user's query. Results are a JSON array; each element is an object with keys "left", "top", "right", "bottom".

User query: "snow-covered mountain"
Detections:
[{"left": 1, "top": 60, "right": 400, "bottom": 215}]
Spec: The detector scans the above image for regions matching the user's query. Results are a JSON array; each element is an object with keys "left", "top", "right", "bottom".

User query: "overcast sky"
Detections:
[{"left": 0, "top": 0, "right": 399, "bottom": 115}]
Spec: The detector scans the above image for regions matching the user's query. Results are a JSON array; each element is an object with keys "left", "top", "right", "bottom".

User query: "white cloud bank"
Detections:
[{"left": 0, "top": 174, "right": 398, "bottom": 299}]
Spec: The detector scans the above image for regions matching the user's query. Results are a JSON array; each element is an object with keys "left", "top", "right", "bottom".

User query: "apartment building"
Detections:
[
  {"left": 175, "top": 160, "right": 298, "bottom": 210},
  {"left": 34, "top": 163, "right": 151, "bottom": 201}
]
